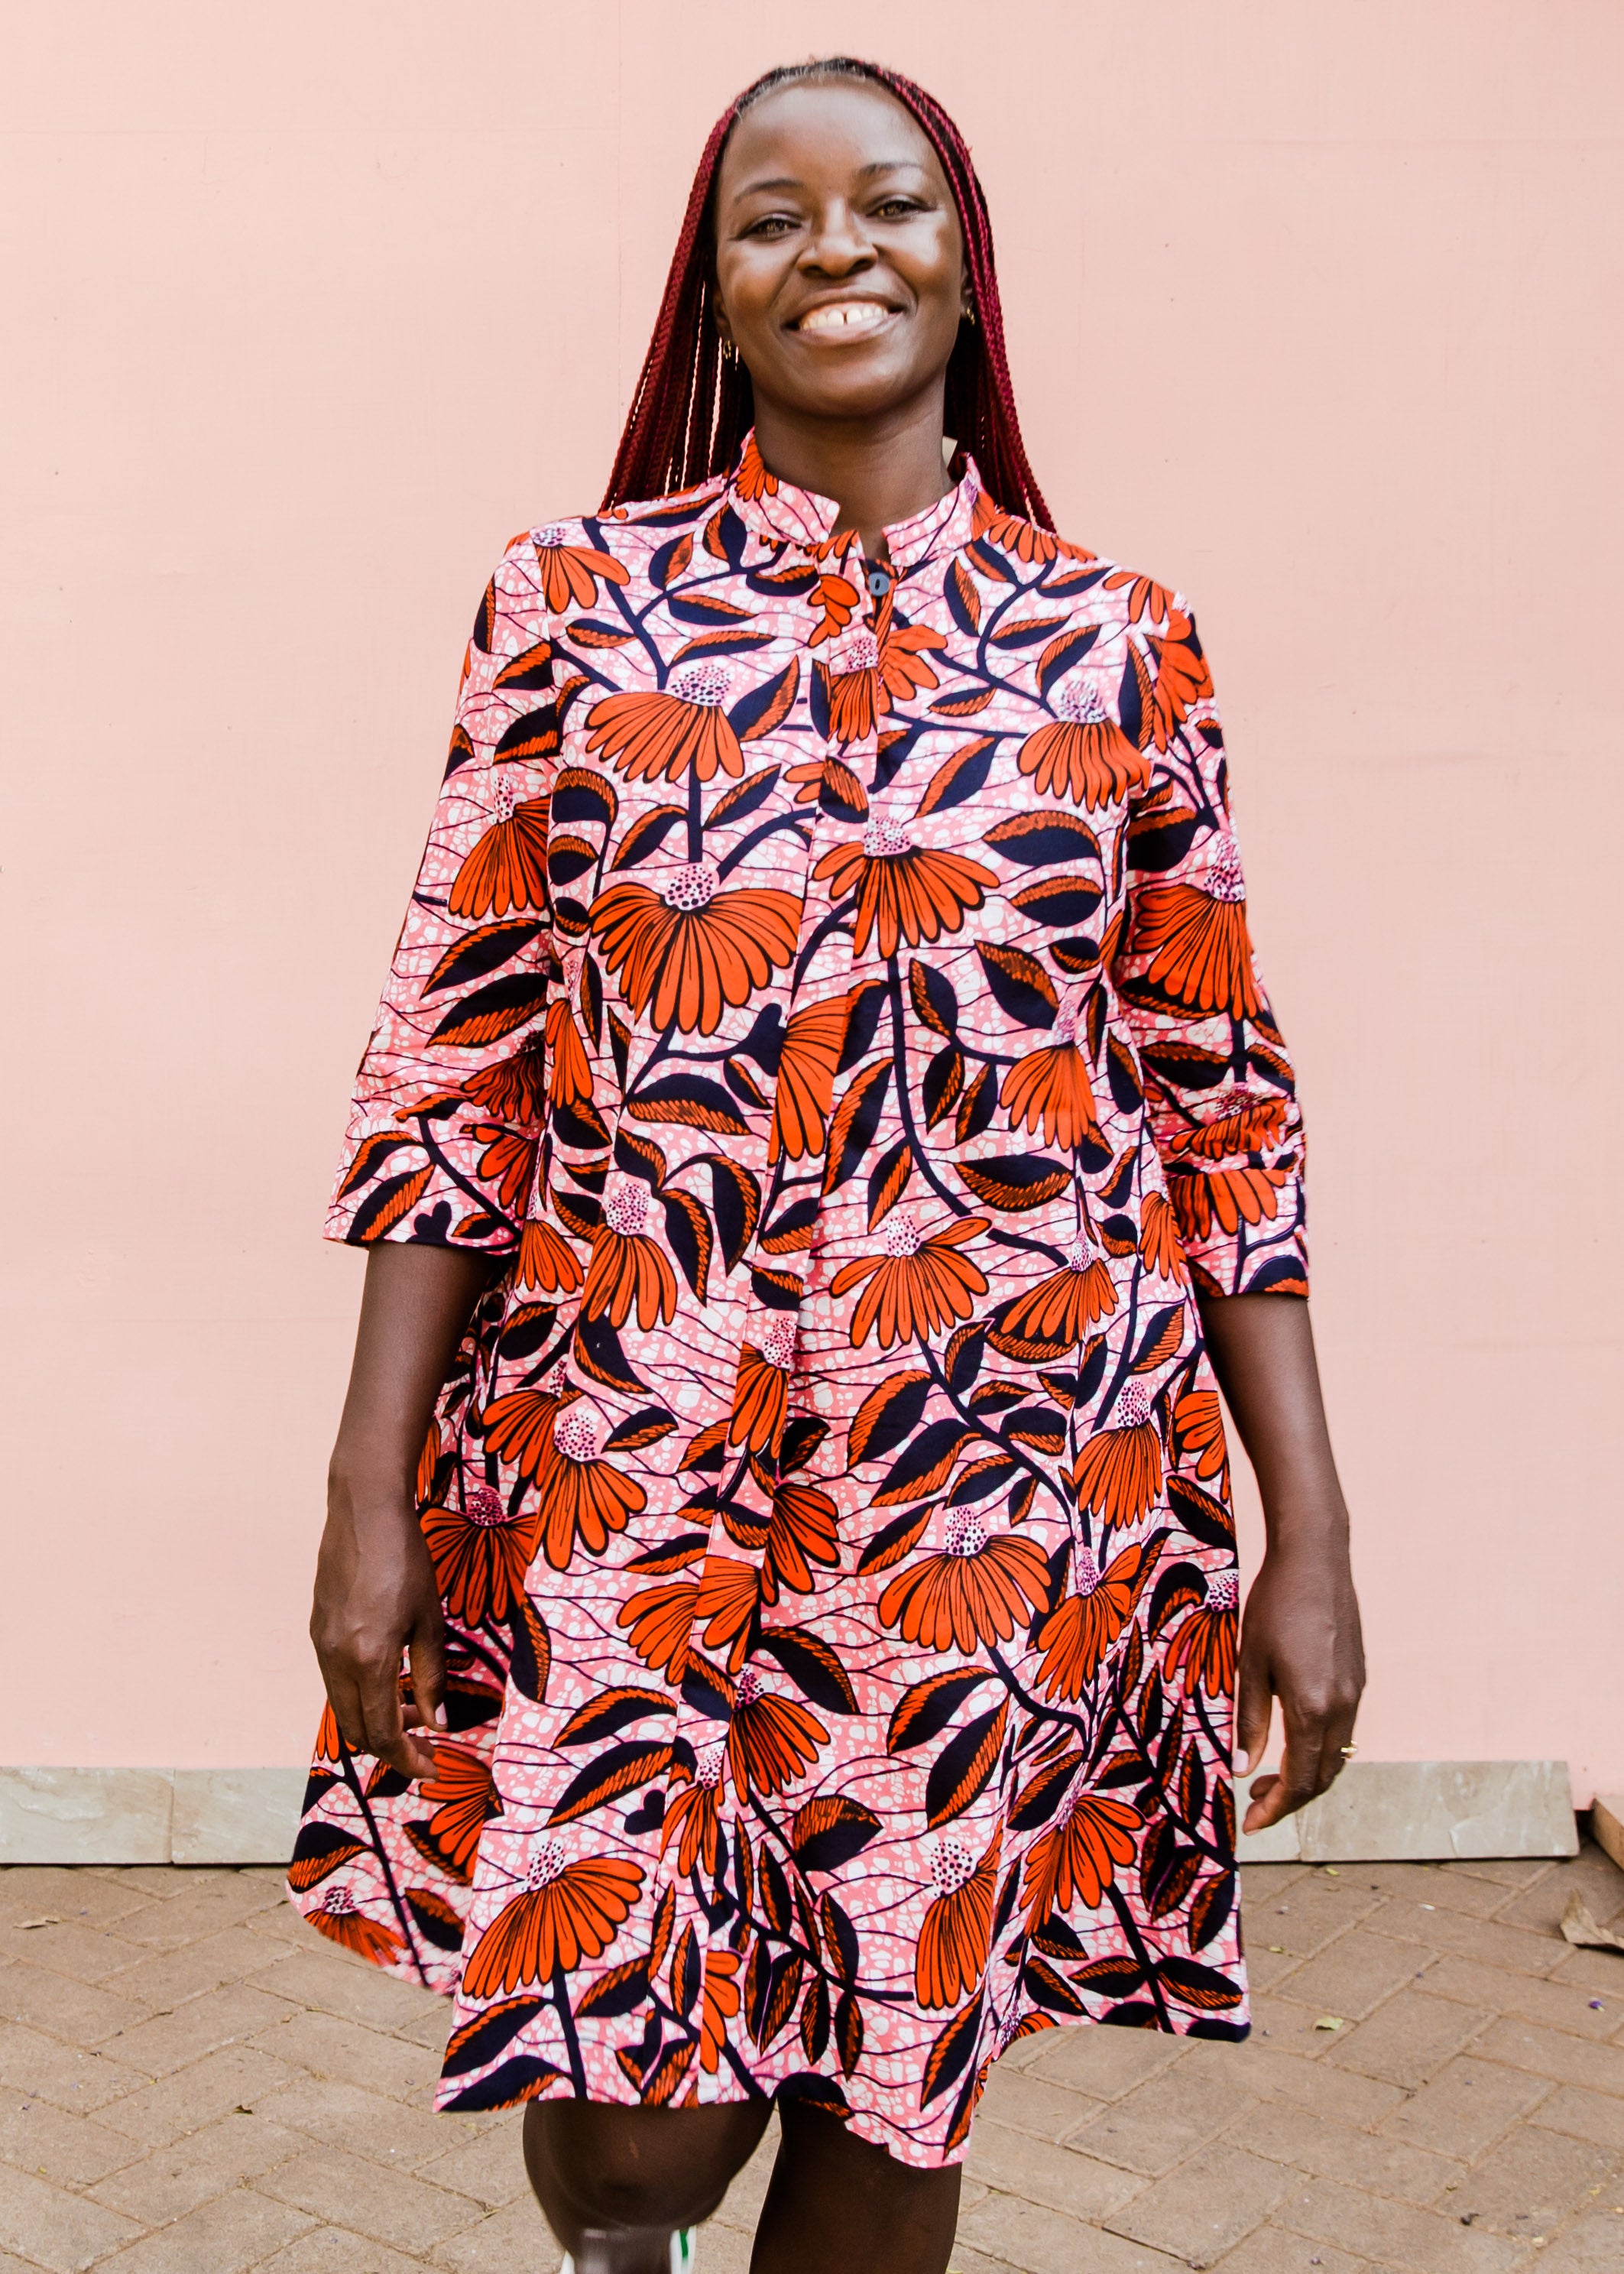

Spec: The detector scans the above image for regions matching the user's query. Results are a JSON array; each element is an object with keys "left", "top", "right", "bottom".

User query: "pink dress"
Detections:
[{"left": 289, "top": 435, "right": 1307, "bottom": 2165}]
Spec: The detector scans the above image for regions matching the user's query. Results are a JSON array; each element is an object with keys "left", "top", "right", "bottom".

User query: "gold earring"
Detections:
[
  {"left": 961, "top": 305, "right": 977, "bottom": 328},
  {"left": 720, "top": 338, "right": 736, "bottom": 363}
]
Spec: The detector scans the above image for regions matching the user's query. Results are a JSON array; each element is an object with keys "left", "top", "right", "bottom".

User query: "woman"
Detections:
[{"left": 296, "top": 56, "right": 1364, "bottom": 2274}]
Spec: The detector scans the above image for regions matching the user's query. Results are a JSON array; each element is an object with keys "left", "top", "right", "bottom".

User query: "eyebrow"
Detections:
[{"left": 731, "top": 160, "right": 927, "bottom": 198}]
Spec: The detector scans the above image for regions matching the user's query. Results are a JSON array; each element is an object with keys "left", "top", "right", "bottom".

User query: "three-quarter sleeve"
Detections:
[
  {"left": 1110, "top": 603, "right": 1308, "bottom": 1297},
  {"left": 326, "top": 537, "right": 555, "bottom": 1254}
]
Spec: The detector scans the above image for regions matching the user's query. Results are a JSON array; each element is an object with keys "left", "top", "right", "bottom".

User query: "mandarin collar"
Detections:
[{"left": 725, "top": 430, "right": 983, "bottom": 572}]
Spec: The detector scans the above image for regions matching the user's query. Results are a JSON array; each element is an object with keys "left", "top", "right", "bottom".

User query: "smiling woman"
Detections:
[{"left": 297, "top": 52, "right": 1363, "bottom": 2274}]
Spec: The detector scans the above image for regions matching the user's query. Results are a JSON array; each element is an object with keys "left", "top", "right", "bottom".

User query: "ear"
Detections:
[{"left": 714, "top": 301, "right": 734, "bottom": 349}]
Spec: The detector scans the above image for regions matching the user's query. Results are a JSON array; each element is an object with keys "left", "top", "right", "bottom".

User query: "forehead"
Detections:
[{"left": 718, "top": 78, "right": 946, "bottom": 200}]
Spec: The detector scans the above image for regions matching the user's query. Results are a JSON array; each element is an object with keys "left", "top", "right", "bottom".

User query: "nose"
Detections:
[{"left": 799, "top": 198, "right": 877, "bottom": 277}]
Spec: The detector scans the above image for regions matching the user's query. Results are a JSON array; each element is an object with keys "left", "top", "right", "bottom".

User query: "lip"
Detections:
[{"left": 789, "top": 297, "right": 902, "bottom": 341}]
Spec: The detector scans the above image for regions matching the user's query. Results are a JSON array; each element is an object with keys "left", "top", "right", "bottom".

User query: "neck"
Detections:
[{"left": 748, "top": 384, "right": 952, "bottom": 558}]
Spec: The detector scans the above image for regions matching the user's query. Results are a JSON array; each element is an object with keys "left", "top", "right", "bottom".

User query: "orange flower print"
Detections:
[
  {"left": 877, "top": 1513, "right": 1049, "bottom": 1653},
  {"left": 617, "top": 1575, "right": 698, "bottom": 1682},
  {"left": 470, "top": 1123, "right": 537, "bottom": 1214},
  {"left": 585, "top": 661, "right": 745, "bottom": 786},
  {"left": 1143, "top": 611, "right": 1213, "bottom": 752},
  {"left": 700, "top": 1947, "right": 744, "bottom": 2073},
  {"left": 1129, "top": 835, "right": 1262, "bottom": 1019},
  {"left": 732, "top": 433, "right": 778, "bottom": 500},
  {"left": 996, "top": 1239, "right": 1118, "bottom": 1348},
  {"left": 767, "top": 995, "right": 850, "bottom": 1163},
  {"left": 460, "top": 1841, "right": 644, "bottom": 1998},
  {"left": 1163, "top": 1572, "right": 1238, "bottom": 1695},
  {"left": 421, "top": 1484, "right": 542, "bottom": 1627},
  {"left": 1017, "top": 682, "right": 1148, "bottom": 809},
  {"left": 1000, "top": 1007, "right": 1104, "bottom": 1149},
  {"left": 696, "top": 1554, "right": 762, "bottom": 1674},
  {"left": 830, "top": 1212, "right": 990, "bottom": 1349},
  {"left": 880, "top": 621, "right": 948, "bottom": 702},
  {"left": 1168, "top": 1163, "right": 1289, "bottom": 1247},
  {"left": 532, "top": 524, "right": 632, "bottom": 612},
  {"left": 809, "top": 573, "right": 861, "bottom": 647},
  {"left": 916, "top": 1831, "right": 1000, "bottom": 2009},
  {"left": 1071, "top": 1381, "right": 1164, "bottom": 1533},
  {"left": 818, "top": 623, "right": 947, "bottom": 744},
  {"left": 971, "top": 489, "right": 1093, "bottom": 566},
  {"left": 583, "top": 1179, "right": 678, "bottom": 1332},
  {"left": 726, "top": 1667, "right": 827, "bottom": 1800},
  {"left": 308, "top": 1884, "right": 405, "bottom": 1966},
  {"left": 1138, "top": 1192, "right": 1189, "bottom": 1285},
  {"left": 546, "top": 996, "right": 594, "bottom": 1111},
  {"left": 407, "top": 1744, "right": 501, "bottom": 1884},
  {"left": 533, "top": 1405, "right": 647, "bottom": 1570},
  {"left": 765, "top": 1481, "right": 840, "bottom": 1598},
  {"left": 1172, "top": 1387, "right": 1229, "bottom": 1485},
  {"left": 1102, "top": 569, "right": 1174, "bottom": 624},
  {"left": 462, "top": 1034, "right": 546, "bottom": 1124},
  {"left": 1020, "top": 1783, "right": 1143, "bottom": 1922},
  {"left": 447, "top": 778, "right": 551, "bottom": 919},
  {"left": 728, "top": 1318, "right": 797, "bottom": 1454},
  {"left": 1164, "top": 1091, "right": 1289, "bottom": 1162},
  {"left": 661, "top": 1739, "right": 726, "bottom": 1877},
  {"left": 590, "top": 860, "right": 802, "bottom": 1036},
  {"left": 478, "top": 1375, "right": 578, "bottom": 1485},
  {"left": 515, "top": 1216, "right": 584, "bottom": 1296},
  {"left": 1033, "top": 1537, "right": 1159, "bottom": 1701},
  {"left": 813, "top": 822, "right": 997, "bottom": 959}
]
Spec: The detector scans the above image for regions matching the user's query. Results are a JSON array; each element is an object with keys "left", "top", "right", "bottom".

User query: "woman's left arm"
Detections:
[{"left": 1196, "top": 1290, "right": 1365, "bottom": 1832}]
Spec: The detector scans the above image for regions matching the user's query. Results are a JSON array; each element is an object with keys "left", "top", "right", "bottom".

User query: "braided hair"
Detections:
[{"left": 601, "top": 57, "right": 1052, "bottom": 529}]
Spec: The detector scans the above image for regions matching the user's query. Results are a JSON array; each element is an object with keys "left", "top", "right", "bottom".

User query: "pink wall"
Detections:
[{"left": 5, "top": 4, "right": 1620, "bottom": 1793}]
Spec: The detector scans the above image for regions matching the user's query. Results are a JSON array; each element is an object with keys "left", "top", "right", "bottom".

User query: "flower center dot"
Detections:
[
  {"left": 1206, "top": 835, "right": 1246, "bottom": 903},
  {"left": 1074, "top": 1546, "right": 1101, "bottom": 1595},
  {"left": 605, "top": 1180, "right": 650, "bottom": 1237},
  {"left": 930, "top": 1839, "right": 976, "bottom": 1893},
  {"left": 1057, "top": 680, "right": 1109, "bottom": 725},
  {"left": 669, "top": 661, "right": 731, "bottom": 707},
  {"left": 1207, "top": 1572, "right": 1239, "bottom": 1611},
  {"left": 882, "top": 1213, "right": 922, "bottom": 1257},
  {"left": 663, "top": 860, "right": 720, "bottom": 912},
  {"left": 945, "top": 1511, "right": 987, "bottom": 1559},
  {"left": 553, "top": 1411, "right": 598, "bottom": 1465},
  {"left": 465, "top": 1486, "right": 507, "bottom": 1527},
  {"left": 763, "top": 1319, "right": 798, "bottom": 1371},
  {"left": 526, "top": 1839, "right": 566, "bottom": 1891},
  {"left": 492, "top": 778, "right": 517, "bottom": 825},
  {"left": 862, "top": 819, "right": 912, "bottom": 859},
  {"left": 734, "top": 1669, "right": 763, "bottom": 1708},
  {"left": 696, "top": 1742, "right": 726, "bottom": 1790},
  {"left": 841, "top": 632, "right": 881, "bottom": 674},
  {"left": 536, "top": 524, "right": 572, "bottom": 548},
  {"left": 1116, "top": 1382, "right": 1153, "bottom": 1431},
  {"left": 1064, "top": 1240, "right": 1097, "bottom": 1274}
]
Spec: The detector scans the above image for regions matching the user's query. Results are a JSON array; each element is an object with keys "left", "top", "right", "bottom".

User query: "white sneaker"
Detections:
[{"left": 559, "top": 2233, "right": 695, "bottom": 2274}]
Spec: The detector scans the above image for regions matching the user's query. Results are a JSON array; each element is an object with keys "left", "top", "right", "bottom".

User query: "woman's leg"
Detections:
[
  {"left": 524, "top": 2100, "right": 773, "bottom": 2274},
  {"left": 747, "top": 2102, "right": 962, "bottom": 2274}
]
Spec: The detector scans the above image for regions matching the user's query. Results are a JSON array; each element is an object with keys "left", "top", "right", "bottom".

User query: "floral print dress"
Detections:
[{"left": 290, "top": 435, "right": 1308, "bottom": 2166}]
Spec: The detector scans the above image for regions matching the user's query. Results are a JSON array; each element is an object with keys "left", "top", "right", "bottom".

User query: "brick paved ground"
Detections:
[{"left": 2, "top": 1844, "right": 1623, "bottom": 2272}]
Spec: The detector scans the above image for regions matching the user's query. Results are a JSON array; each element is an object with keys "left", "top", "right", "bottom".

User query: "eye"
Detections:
[
  {"left": 743, "top": 213, "right": 798, "bottom": 239},
  {"left": 872, "top": 196, "right": 927, "bottom": 220}
]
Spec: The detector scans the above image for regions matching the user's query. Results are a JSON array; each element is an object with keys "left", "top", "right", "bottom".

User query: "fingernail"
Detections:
[
  {"left": 1238, "top": 1752, "right": 1253, "bottom": 1776},
  {"left": 434, "top": 1705, "right": 448, "bottom": 1727}
]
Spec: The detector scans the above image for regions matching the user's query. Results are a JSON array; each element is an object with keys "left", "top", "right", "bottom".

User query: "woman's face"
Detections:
[{"left": 712, "top": 79, "right": 968, "bottom": 428}]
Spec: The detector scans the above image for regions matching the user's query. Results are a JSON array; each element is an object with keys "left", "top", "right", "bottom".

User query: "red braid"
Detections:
[{"left": 601, "top": 59, "right": 1052, "bottom": 529}]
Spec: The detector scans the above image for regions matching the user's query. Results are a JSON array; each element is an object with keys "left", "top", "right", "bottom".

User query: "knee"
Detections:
[{"left": 527, "top": 2101, "right": 766, "bottom": 2231}]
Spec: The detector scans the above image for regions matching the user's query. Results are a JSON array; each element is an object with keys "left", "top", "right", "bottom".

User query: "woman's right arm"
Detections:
[{"left": 311, "top": 1244, "right": 498, "bottom": 1780}]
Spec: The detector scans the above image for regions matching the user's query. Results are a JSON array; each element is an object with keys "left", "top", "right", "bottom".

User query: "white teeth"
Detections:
[{"left": 798, "top": 301, "right": 890, "bottom": 335}]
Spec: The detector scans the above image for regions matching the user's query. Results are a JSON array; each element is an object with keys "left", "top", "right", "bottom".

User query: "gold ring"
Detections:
[{"left": 1340, "top": 1744, "right": 1358, "bottom": 1757}]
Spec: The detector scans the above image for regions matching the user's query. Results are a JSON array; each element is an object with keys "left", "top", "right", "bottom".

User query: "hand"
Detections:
[
  {"left": 310, "top": 1480, "right": 446, "bottom": 1782},
  {"left": 1237, "top": 1533, "right": 1364, "bottom": 1834}
]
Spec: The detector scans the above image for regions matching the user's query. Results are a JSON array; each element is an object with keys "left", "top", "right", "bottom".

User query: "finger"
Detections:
[
  {"left": 358, "top": 1650, "right": 431, "bottom": 1780},
  {"left": 1240, "top": 1771, "right": 1282, "bottom": 1835},
  {"left": 320, "top": 1665, "right": 369, "bottom": 1760},
  {"left": 408, "top": 1607, "right": 448, "bottom": 1739},
  {"left": 1245, "top": 1711, "right": 1324, "bottom": 1831},
  {"left": 1316, "top": 1701, "right": 1360, "bottom": 1796},
  {"left": 1234, "top": 1643, "right": 1272, "bottom": 1779}
]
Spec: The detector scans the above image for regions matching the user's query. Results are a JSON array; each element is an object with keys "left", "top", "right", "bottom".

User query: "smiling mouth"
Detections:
[{"left": 793, "top": 300, "right": 898, "bottom": 339}]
